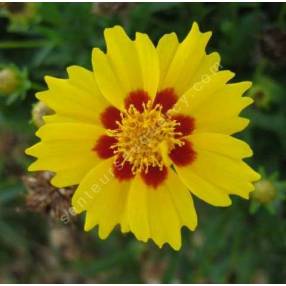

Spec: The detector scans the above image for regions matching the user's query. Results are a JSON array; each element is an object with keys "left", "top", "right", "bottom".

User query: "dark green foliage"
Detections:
[{"left": 0, "top": 2, "right": 285, "bottom": 283}]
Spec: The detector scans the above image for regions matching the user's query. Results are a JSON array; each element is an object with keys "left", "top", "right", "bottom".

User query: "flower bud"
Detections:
[
  {"left": 91, "top": 3, "right": 131, "bottom": 16},
  {"left": 32, "top": 102, "right": 53, "bottom": 127},
  {"left": 1, "top": 3, "right": 38, "bottom": 32},
  {"left": 252, "top": 180, "right": 276, "bottom": 203},
  {"left": 249, "top": 75, "right": 283, "bottom": 110},
  {"left": 0, "top": 67, "right": 20, "bottom": 96}
]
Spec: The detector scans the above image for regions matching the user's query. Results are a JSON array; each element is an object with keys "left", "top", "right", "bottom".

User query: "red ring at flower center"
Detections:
[
  {"left": 154, "top": 88, "right": 178, "bottom": 114},
  {"left": 96, "top": 88, "right": 195, "bottom": 187},
  {"left": 141, "top": 165, "right": 168, "bottom": 189},
  {"left": 125, "top": 90, "right": 150, "bottom": 112},
  {"left": 169, "top": 139, "right": 196, "bottom": 166},
  {"left": 171, "top": 114, "right": 195, "bottom": 137},
  {"left": 113, "top": 156, "right": 135, "bottom": 181},
  {"left": 93, "top": 135, "right": 117, "bottom": 159},
  {"left": 100, "top": 106, "right": 121, "bottom": 130}
]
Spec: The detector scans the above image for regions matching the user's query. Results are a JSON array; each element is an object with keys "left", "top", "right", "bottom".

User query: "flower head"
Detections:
[{"left": 26, "top": 23, "right": 260, "bottom": 250}]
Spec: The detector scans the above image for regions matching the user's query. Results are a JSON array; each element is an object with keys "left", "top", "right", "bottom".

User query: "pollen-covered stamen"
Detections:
[{"left": 109, "top": 100, "right": 184, "bottom": 174}]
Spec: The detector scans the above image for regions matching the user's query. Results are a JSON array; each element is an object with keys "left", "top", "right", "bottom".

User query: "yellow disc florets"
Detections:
[{"left": 110, "top": 101, "right": 183, "bottom": 174}]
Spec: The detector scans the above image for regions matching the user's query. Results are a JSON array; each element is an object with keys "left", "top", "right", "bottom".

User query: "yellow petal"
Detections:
[
  {"left": 28, "top": 154, "right": 98, "bottom": 188},
  {"left": 34, "top": 122, "right": 104, "bottom": 141},
  {"left": 27, "top": 141, "right": 95, "bottom": 159},
  {"left": 72, "top": 158, "right": 115, "bottom": 214},
  {"left": 175, "top": 165, "right": 232, "bottom": 207},
  {"left": 160, "top": 22, "right": 212, "bottom": 96},
  {"left": 92, "top": 47, "right": 126, "bottom": 110},
  {"left": 189, "top": 132, "right": 253, "bottom": 159},
  {"left": 192, "top": 82, "right": 253, "bottom": 121},
  {"left": 189, "top": 149, "right": 261, "bottom": 199},
  {"left": 94, "top": 26, "right": 159, "bottom": 109},
  {"left": 147, "top": 175, "right": 182, "bottom": 250},
  {"left": 51, "top": 167, "right": 94, "bottom": 188},
  {"left": 185, "top": 52, "right": 221, "bottom": 90},
  {"left": 195, "top": 116, "right": 250, "bottom": 135},
  {"left": 157, "top": 32, "right": 179, "bottom": 87},
  {"left": 126, "top": 169, "right": 193, "bottom": 250},
  {"left": 166, "top": 170, "right": 197, "bottom": 231},
  {"left": 43, "top": 114, "right": 81, "bottom": 124},
  {"left": 171, "top": 70, "right": 235, "bottom": 115},
  {"left": 90, "top": 180, "right": 130, "bottom": 239},
  {"left": 73, "top": 159, "right": 130, "bottom": 238},
  {"left": 127, "top": 176, "right": 150, "bottom": 242},
  {"left": 104, "top": 26, "right": 142, "bottom": 93},
  {"left": 26, "top": 123, "right": 104, "bottom": 187},
  {"left": 135, "top": 32, "right": 159, "bottom": 98},
  {"left": 37, "top": 75, "right": 107, "bottom": 125},
  {"left": 170, "top": 71, "right": 252, "bottom": 135},
  {"left": 66, "top": 65, "right": 106, "bottom": 104}
]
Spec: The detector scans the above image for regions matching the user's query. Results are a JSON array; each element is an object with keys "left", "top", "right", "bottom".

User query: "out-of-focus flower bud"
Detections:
[
  {"left": 248, "top": 75, "right": 283, "bottom": 110},
  {"left": 0, "top": 3, "right": 38, "bottom": 31},
  {"left": 0, "top": 64, "right": 31, "bottom": 104},
  {"left": 32, "top": 101, "right": 53, "bottom": 128},
  {"left": 91, "top": 3, "right": 131, "bottom": 16},
  {"left": 0, "top": 67, "right": 20, "bottom": 96},
  {"left": 252, "top": 180, "right": 277, "bottom": 204},
  {"left": 192, "top": 230, "right": 205, "bottom": 248},
  {"left": 1, "top": 3, "right": 26, "bottom": 14},
  {"left": 260, "top": 27, "right": 286, "bottom": 65}
]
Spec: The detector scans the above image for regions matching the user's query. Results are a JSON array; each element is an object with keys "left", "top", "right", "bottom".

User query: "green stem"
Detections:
[{"left": 0, "top": 40, "right": 50, "bottom": 49}]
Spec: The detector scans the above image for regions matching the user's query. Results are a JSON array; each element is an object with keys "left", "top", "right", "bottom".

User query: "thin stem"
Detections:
[{"left": 0, "top": 40, "right": 50, "bottom": 49}]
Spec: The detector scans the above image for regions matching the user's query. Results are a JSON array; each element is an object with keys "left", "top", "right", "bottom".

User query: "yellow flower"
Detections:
[{"left": 26, "top": 23, "right": 260, "bottom": 250}]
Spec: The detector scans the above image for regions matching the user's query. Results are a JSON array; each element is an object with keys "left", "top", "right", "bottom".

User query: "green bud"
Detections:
[
  {"left": 249, "top": 75, "right": 283, "bottom": 110},
  {"left": 0, "top": 67, "right": 20, "bottom": 96},
  {"left": 252, "top": 180, "right": 276, "bottom": 204},
  {"left": 1, "top": 3, "right": 38, "bottom": 32}
]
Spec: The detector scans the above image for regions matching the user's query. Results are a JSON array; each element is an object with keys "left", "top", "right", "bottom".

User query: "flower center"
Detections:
[{"left": 110, "top": 101, "right": 183, "bottom": 174}]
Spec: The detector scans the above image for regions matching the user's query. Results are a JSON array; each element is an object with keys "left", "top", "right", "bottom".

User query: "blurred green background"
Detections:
[{"left": 0, "top": 2, "right": 286, "bottom": 283}]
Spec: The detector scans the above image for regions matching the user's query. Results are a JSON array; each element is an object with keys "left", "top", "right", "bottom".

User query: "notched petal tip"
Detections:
[
  {"left": 135, "top": 32, "right": 156, "bottom": 50},
  {"left": 98, "top": 225, "right": 113, "bottom": 240},
  {"left": 91, "top": 48, "right": 107, "bottom": 71},
  {"left": 252, "top": 170, "right": 262, "bottom": 182},
  {"left": 27, "top": 161, "right": 40, "bottom": 172},
  {"left": 225, "top": 70, "right": 236, "bottom": 80},
  {"left": 243, "top": 144, "right": 254, "bottom": 158},
  {"left": 191, "top": 21, "right": 200, "bottom": 31},
  {"left": 50, "top": 175, "right": 69, "bottom": 189},
  {"left": 71, "top": 199, "right": 85, "bottom": 215},
  {"left": 44, "top": 75, "right": 58, "bottom": 88},
  {"left": 244, "top": 81, "right": 253, "bottom": 89},
  {"left": 241, "top": 117, "right": 250, "bottom": 128},
  {"left": 104, "top": 24, "right": 125, "bottom": 34},
  {"left": 25, "top": 143, "right": 44, "bottom": 158},
  {"left": 191, "top": 21, "right": 212, "bottom": 37},
  {"left": 25, "top": 146, "right": 34, "bottom": 156},
  {"left": 91, "top": 47, "right": 105, "bottom": 58},
  {"left": 35, "top": 91, "right": 47, "bottom": 101},
  {"left": 83, "top": 216, "right": 95, "bottom": 232},
  {"left": 156, "top": 239, "right": 182, "bottom": 251},
  {"left": 203, "top": 30, "right": 212, "bottom": 42},
  {"left": 66, "top": 65, "right": 84, "bottom": 77},
  {"left": 188, "top": 215, "right": 198, "bottom": 231},
  {"left": 209, "top": 51, "right": 221, "bottom": 62}
]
